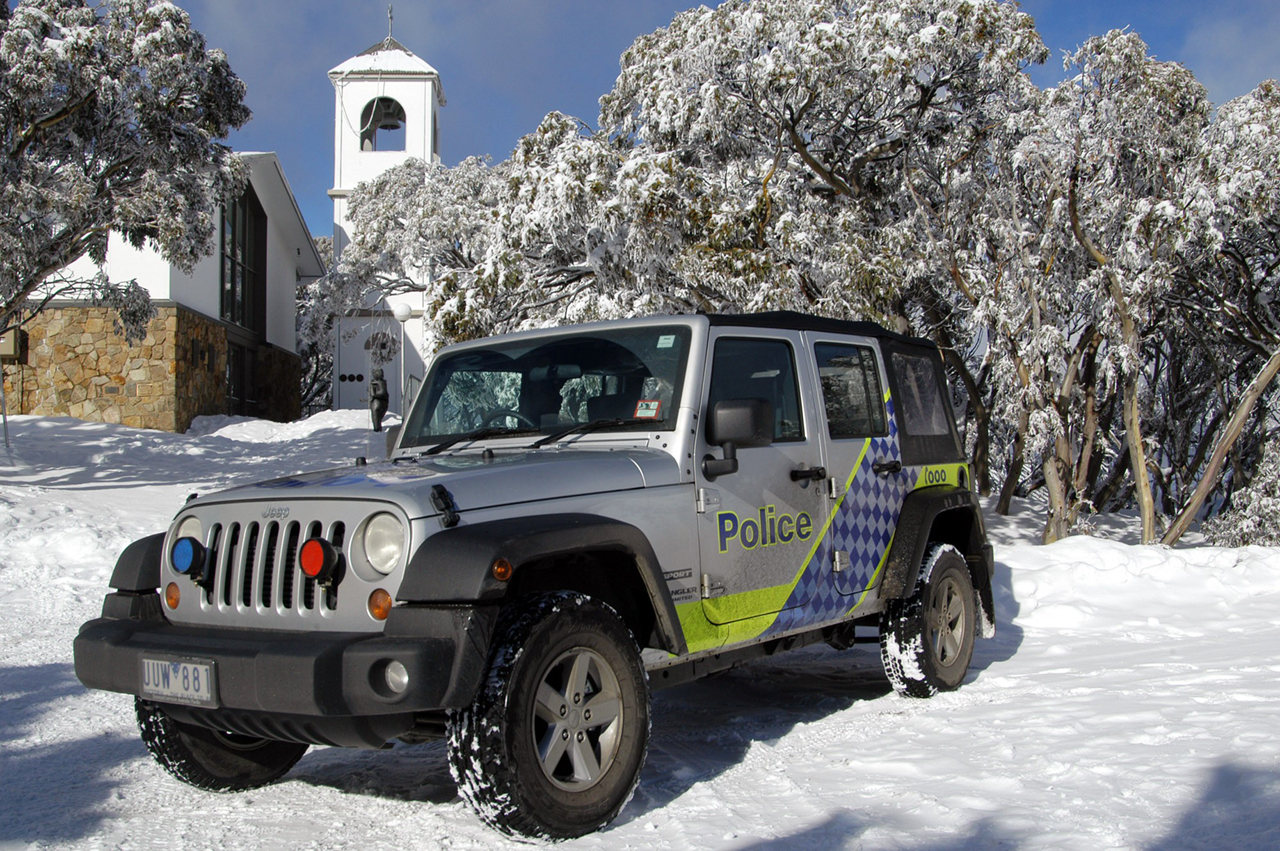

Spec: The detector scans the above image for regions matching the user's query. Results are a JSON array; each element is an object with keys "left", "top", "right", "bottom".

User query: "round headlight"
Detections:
[
  {"left": 363, "top": 513, "right": 404, "bottom": 575},
  {"left": 175, "top": 515, "right": 202, "bottom": 544}
]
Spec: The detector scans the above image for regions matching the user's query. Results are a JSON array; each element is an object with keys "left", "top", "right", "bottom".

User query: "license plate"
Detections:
[{"left": 140, "top": 656, "right": 218, "bottom": 708}]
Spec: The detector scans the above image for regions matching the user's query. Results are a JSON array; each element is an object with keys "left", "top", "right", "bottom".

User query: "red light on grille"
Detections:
[{"left": 299, "top": 538, "right": 340, "bottom": 583}]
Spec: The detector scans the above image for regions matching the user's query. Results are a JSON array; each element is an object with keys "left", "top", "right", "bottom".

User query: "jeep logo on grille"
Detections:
[{"left": 261, "top": 507, "right": 290, "bottom": 519}]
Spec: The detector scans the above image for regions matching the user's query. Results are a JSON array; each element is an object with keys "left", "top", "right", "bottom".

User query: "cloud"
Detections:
[{"left": 1181, "top": 0, "right": 1280, "bottom": 104}]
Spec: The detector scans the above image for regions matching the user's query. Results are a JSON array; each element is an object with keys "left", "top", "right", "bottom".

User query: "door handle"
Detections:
[
  {"left": 790, "top": 466, "right": 827, "bottom": 482},
  {"left": 873, "top": 459, "right": 902, "bottom": 476}
]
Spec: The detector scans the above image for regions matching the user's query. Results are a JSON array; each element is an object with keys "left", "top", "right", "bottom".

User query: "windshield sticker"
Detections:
[
  {"left": 635, "top": 400, "right": 662, "bottom": 418},
  {"left": 656, "top": 334, "right": 676, "bottom": 349}
]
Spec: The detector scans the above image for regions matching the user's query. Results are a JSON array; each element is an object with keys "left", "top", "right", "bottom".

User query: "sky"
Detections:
[{"left": 173, "top": 0, "right": 1280, "bottom": 241}]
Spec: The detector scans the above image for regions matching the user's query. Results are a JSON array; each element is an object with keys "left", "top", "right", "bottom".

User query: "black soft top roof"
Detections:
[{"left": 705, "top": 311, "right": 935, "bottom": 350}]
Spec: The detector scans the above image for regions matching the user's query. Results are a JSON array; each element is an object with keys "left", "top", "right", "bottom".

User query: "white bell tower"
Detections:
[
  {"left": 328, "top": 24, "right": 445, "bottom": 258},
  {"left": 327, "top": 20, "right": 444, "bottom": 417}
]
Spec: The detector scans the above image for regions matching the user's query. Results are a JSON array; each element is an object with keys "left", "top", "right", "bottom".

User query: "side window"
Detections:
[
  {"left": 891, "top": 351, "right": 952, "bottom": 436},
  {"left": 814, "top": 343, "right": 886, "bottom": 438},
  {"left": 707, "top": 338, "right": 804, "bottom": 440}
]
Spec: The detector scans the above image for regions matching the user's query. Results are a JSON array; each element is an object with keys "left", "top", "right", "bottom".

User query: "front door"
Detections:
[{"left": 695, "top": 331, "right": 828, "bottom": 625}]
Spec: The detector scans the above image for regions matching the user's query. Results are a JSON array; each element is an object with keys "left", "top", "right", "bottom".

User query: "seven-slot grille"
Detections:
[
  {"left": 204, "top": 518, "right": 342, "bottom": 613},
  {"left": 168, "top": 502, "right": 386, "bottom": 631}
]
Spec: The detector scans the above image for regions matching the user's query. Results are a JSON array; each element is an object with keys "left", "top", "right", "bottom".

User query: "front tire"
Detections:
[
  {"left": 135, "top": 699, "right": 308, "bottom": 791},
  {"left": 879, "top": 544, "right": 977, "bottom": 698},
  {"left": 448, "top": 592, "right": 649, "bottom": 839}
]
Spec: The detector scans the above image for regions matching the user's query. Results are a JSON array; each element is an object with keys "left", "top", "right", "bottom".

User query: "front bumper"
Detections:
[{"left": 74, "top": 592, "right": 497, "bottom": 747}]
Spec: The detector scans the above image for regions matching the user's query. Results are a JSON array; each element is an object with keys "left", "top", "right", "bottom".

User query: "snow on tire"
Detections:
[
  {"left": 447, "top": 591, "right": 650, "bottom": 840},
  {"left": 880, "top": 544, "right": 977, "bottom": 698},
  {"left": 135, "top": 698, "right": 308, "bottom": 792}
]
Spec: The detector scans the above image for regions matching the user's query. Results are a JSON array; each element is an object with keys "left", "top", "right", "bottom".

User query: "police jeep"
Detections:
[{"left": 73, "top": 311, "right": 994, "bottom": 839}]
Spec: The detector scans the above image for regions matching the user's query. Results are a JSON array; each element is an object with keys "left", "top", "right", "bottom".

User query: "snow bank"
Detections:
[
  {"left": 999, "top": 537, "right": 1280, "bottom": 631},
  {"left": 1, "top": 413, "right": 1278, "bottom": 850}
]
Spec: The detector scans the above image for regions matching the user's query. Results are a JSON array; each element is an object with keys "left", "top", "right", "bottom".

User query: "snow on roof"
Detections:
[{"left": 329, "top": 36, "right": 440, "bottom": 79}]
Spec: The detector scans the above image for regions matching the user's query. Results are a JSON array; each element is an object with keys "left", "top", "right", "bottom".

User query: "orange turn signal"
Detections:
[
  {"left": 164, "top": 582, "right": 180, "bottom": 609},
  {"left": 368, "top": 589, "right": 393, "bottom": 621},
  {"left": 492, "top": 558, "right": 514, "bottom": 582}
]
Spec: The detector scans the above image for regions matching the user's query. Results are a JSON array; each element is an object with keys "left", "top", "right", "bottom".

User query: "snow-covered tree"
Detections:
[
  {"left": 1202, "top": 435, "right": 1280, "bottom": 547},
  {"left": 0, "top": 0, "right": 249, "bottom": 341},
  {"left": 1016, "top": 31, "right": 1212, "bottom": 542},
  {"left": 600, "top": 0, "right": 1046, "bottom": 320},
  {"left": 332, "top": 155, "right": 508, "bottom": 350},
  {"left": 326, "top": 0, "right": 1280, "bottom": 546},
  {"left": 296, "top": 236, "right": 334, "bottom": 409},
  {"left": 1160, "top": 79, "right": 1280, "bottom": 543}
]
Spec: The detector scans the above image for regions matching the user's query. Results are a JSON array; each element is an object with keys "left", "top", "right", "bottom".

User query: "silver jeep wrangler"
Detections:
[{"left": 75, "top": 311, "right": 993, "bottom": 839}]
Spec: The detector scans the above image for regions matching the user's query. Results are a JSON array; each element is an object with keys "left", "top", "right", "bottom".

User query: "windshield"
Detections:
[{"left": 400, "top": 325, "right": 693, "bottom": 448}]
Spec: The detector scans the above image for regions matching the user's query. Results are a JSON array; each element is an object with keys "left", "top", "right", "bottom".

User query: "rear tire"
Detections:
[
  {"left": 880, "top": 544, "right": 976, "bottom": 698},
  {"left": 448, "top": 592, "right": 649, "bottom": 839},
  {"left": 136, "top": 699, "right": 308, "bottom": 791}
]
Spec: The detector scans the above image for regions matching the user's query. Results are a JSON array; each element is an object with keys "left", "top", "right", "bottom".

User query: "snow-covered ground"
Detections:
[{"left": 1, "top": 413, "right": 1277, "bottom": 850}]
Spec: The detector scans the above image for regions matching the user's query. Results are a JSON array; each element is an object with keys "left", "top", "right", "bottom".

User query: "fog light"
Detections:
[
  {"left": 368, "top": 588, "right": 392, "bottom": 621},
  {"left": 385, "top": 660, "right": 409, "bottom": 694},
  {"left": 164, "top": 582, "right": 180, "bottom": 609}
]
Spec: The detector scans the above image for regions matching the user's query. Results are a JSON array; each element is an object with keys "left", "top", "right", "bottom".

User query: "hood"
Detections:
[{"left": 190, "top": 448, "right": 682, "bottom": 519}]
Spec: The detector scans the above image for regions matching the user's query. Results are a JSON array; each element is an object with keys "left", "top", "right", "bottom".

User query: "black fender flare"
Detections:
[
  {"left": 109, "top": 533, "right": 166, "bottom": 591},
  {"left": 397, "top": 513, "right": 686, "bottom": 655},
  {"left": 882, "top": 487, "right": 995, "bottom": 629}
]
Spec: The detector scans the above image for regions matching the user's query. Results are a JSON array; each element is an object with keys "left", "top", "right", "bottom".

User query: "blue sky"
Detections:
[{"left": 176, "top": 0, "right": 1280, "bottom": 241}]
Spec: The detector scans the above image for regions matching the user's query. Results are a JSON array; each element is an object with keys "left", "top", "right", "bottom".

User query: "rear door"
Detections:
[{"left": 808, "top": 335, "right": 912, "bottom": 600}]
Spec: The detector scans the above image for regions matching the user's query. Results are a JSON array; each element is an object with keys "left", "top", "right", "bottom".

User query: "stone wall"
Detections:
[
  {"left": 175, "top": 309, "right": 227, "bottom": 430},
  {"left": 2, "top": 305, "right": 181, "bottom": 430},
  {"left": 1, "top": 303, "right": 301, "bottom": 432}
]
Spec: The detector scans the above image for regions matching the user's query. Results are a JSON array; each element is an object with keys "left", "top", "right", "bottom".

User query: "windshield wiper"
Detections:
[
  {"left": 420, "top": 426, "right": 533, "bottom": 456},
  {"left": 530, "top": 418, "right": 656, "bottom": 449}
]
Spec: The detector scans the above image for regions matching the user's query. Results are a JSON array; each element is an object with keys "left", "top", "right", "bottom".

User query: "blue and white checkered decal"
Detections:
[{"left": 767, "top": 396, "right": 920, "bottom": 636}]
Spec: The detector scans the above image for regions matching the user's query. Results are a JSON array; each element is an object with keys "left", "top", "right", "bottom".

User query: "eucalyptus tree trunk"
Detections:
[
  {"left": 996, "top": 408, "right": 1029, "bottom": 516},
  {"left": 1069, "top": 167, "right": 1157, "bottom": 542},
  {"left": 1162, "top": 344, "right": 1280, "bottom": 545}
]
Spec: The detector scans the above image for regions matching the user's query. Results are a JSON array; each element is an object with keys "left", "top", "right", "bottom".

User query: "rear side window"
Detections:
[
  {"left": 891, "top": 352, "right": 952, "bottom": 436},
  {"left": 707, "top": 337, "right": 804, "bottom": 440},
  {"left": 814, "top": 343, "right": 886, "bottom": 438}
]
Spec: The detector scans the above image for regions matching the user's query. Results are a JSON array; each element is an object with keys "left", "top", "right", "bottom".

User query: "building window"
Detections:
[
  {"left": 361, "top": 97, "right": 406, "bottom": 151},
  {"left": 226, "top": 343, "right": 257, "bottom": 416},
  {"left": 220, "top": 186, "right": 267, "bottom": 335}
]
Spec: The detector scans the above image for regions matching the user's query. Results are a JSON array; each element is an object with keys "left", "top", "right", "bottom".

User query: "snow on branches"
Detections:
[
  {"left": 0, "top": 0, "right": 250, "bottom": 340},
  {"left": 329, "top": 0, "right": 1280, "bottom": 544}
]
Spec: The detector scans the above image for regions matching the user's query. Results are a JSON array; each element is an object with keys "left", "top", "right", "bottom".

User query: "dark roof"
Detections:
[
  {"left": 358, "top": 36, "right": 412, "bottom": 56},
  {"left": 704, "top": 311, "right": 934, "bottom": 348}
]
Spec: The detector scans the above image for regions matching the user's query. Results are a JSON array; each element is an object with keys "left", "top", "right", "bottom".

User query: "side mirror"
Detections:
[
  {"left": 703, "top": 399, "right": 773, "bottom": 480},
  {"left": 384, "top": 424, "right": 402, "bottom": 459}
]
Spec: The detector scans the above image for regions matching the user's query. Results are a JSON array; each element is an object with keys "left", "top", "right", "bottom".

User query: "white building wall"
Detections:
[
  {"left": 245, "top": 154, "right": 318, "bottom": 355},
  {"left": 62, "top": 236, "right": 175, "bottom": 301},
  {"left": 263, "top": 227, "right": 298, "bottom": 354},
  {"left": 168, "top": 253, "right": 220, "bottom": 320}
]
